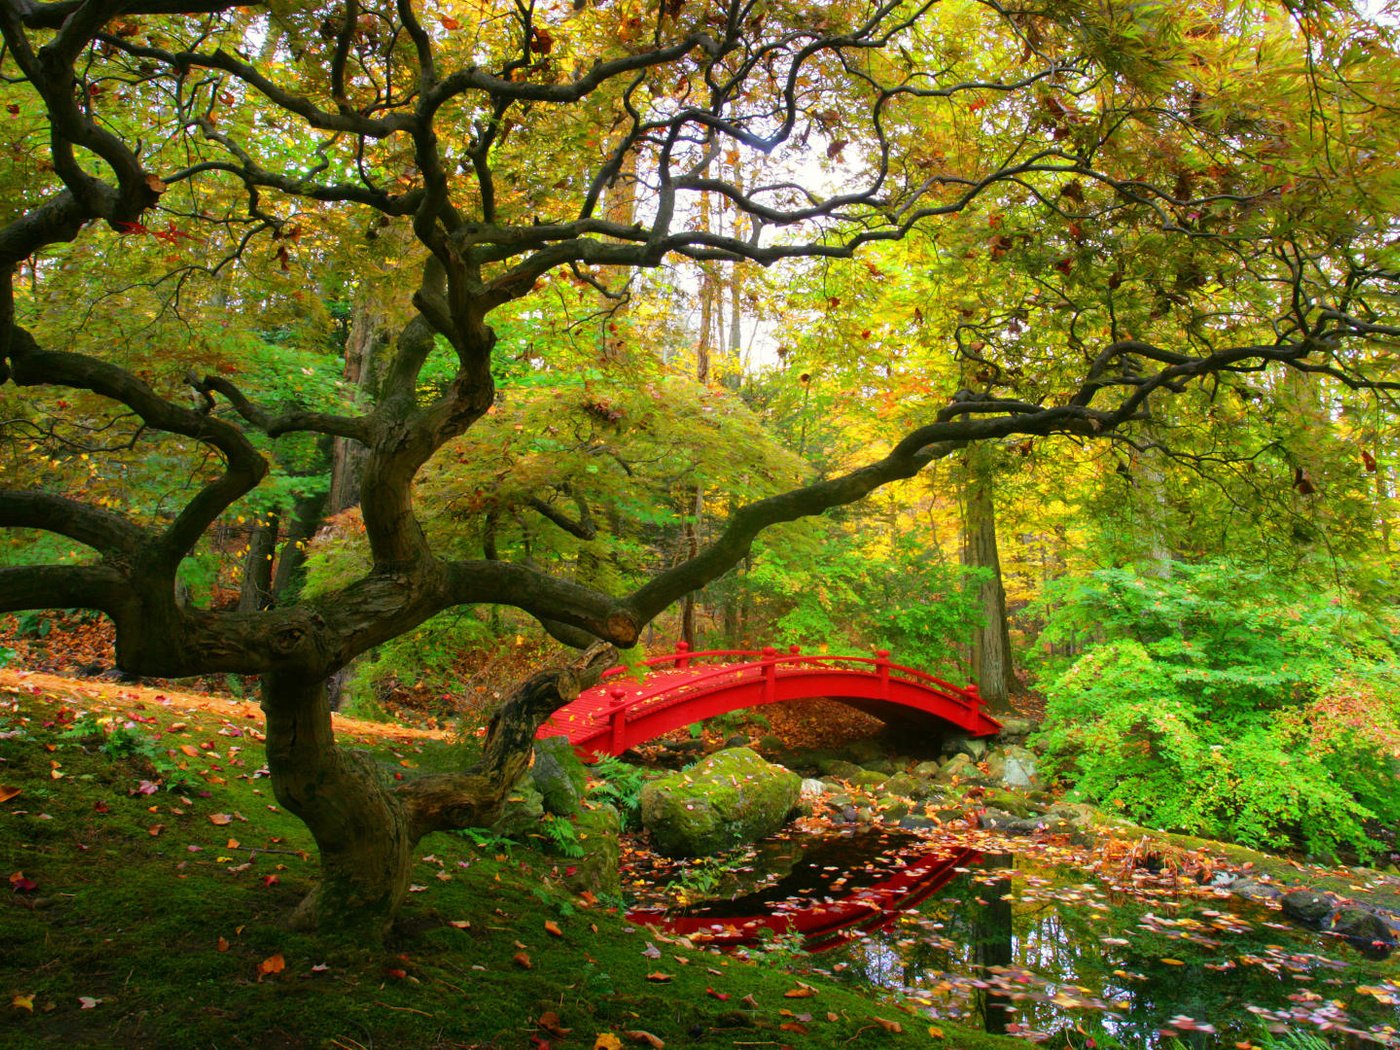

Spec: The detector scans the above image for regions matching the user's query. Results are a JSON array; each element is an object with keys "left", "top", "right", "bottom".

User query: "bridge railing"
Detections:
[{"left": 594, "top": 642, "right": 987, "bottom": 719}]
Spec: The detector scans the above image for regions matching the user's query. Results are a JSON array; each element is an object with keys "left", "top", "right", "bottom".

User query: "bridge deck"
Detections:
[{"left": 541, "top": 646, "right": 1001, "bottom": 758}]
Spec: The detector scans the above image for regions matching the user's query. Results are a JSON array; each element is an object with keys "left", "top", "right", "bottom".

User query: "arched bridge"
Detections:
[{"left": 539, "top": 644, "right": 1001, "bottom": 759}]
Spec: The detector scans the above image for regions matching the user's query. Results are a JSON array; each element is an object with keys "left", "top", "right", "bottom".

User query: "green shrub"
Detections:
[{"left": 1034, "top": 560, "right": 1400, "bottom": 859}]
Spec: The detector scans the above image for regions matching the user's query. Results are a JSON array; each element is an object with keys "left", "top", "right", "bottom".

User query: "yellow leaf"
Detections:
[
  {"left": 11, "top": 993, "right": 34, "bottom": 1012},
  {"left": 928, "top": 1026, "right": 945, "bottom": 1039},
  {"left": 1160, "top": 958, "right": 1184, "bottom": 966},
  {"left": 594, "top": 1036, "right": 624, "bottom": 1050}
]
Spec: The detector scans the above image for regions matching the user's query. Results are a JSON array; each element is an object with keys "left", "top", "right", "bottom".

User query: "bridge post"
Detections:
[
  {"left": 761, "top": 645, "right": 778, "bottom": 703},
  {"left": 875, "top": 649, "right": 891, "bottom": 701},
  {"left": 674, "top": 640, "right": 691, "bottom": 669},
  {"left": 965, "top": 681, "right": 983, "bottom": 709},
  {"left": 609, "top": 687, "right": 628, "bottom": 755}
]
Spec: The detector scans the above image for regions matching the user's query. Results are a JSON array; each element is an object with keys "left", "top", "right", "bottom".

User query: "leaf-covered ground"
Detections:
[{"left": 0, "top": 670, "right": 1022, "bottom": 1050}]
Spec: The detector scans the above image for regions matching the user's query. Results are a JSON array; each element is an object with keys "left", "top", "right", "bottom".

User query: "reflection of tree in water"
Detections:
[{"left": 831, "top": 851, "right": 1395, "bottom": 1047}]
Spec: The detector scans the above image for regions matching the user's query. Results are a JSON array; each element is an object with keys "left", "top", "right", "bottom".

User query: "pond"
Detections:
[{"left": 624, "top": 826, "right": 1400, "bottom": 1047}]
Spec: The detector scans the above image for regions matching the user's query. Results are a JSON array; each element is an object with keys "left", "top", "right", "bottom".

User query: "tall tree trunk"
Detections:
[
  {"left": 962, "top": 446, "right": 1016, "bottom": 715},
  {"left": 328, "top": 295, "right": 390, "bottom": 514},
  {"left": 271, "top": 487, "right": 330, "bottom": 601}
]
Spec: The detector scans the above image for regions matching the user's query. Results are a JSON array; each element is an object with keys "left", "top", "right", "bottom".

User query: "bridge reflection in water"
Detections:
[{"left": 626, "top": 828, "right": 983, "bottom": 952}]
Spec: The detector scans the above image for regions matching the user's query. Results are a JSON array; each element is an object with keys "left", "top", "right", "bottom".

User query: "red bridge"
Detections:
[{"left": 540, "top": 644, "right": 1001, "bottom": 759}]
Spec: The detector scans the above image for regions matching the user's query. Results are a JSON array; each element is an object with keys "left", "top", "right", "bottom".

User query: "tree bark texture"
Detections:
[{"left": 962, "top": 448, "right": 1016, "bottom": 715}]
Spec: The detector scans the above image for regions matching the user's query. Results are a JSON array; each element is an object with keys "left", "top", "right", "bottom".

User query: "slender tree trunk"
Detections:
[
  {"left": 962, "top": 446, "right": 1016, "bottom": 715},
  {"left": 328, "top": 295, "right": 390, "bottom": 514},
  {"left": 271, "top": 487, "right": 329, "bottom": 600},
  {"left": 238, "top": 514, "right": 279, "bottom": 612}
]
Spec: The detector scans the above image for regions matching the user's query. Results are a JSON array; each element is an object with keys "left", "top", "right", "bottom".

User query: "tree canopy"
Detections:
[{"left": 1, "top": 0, "right": 1398, "bottom": 931}]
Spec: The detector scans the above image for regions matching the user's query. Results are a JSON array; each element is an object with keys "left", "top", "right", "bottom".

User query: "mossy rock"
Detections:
[
  {"left": 877, "top": 797, "right": 912, "bottom": 821},
  {"left": 492, "top": 782, "right": 545, "bottom": 839},
  {"left": 816, "top": 758, "right": 865, "bottom": 780},
  {"left": 847, "top": 769, "right": 888, "bottom": 788},
  {"left": 640, "top": 748, "right": 801, "bottom": 858},
  {"left": 531, "top": 736, "right": 588, "bottom": 817},
  {"left": 563, "top": 804, "right": 622, "bottom": 897},
  {"left": 882, "top": 773, "right": 922, "bottom": 798},
  {"left": 913, "top": 760, "right": 944, "bottom": 778},
  {"left": 981, "top": 788, "right": 1039, "bottom": 819}
]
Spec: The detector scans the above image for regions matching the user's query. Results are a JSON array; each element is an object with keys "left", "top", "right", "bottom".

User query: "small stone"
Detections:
[{"left": 1281, "top": 889, "right": 1332, "bottom": 926}]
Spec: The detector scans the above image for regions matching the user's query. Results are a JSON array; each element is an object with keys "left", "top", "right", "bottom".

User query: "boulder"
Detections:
[
  {"left": 912, "top": 760, "right": 944, "bottom": 778},
  {"left": 1229, "top": 878, "right": 1282, "bottom": 902},
  {"left": 942, "top": 735, "right": 989, "bottom": 761},
  {"left": 881, "top": 773, "right": 923, "bottom": 798},
  {"left": 898, "top": 815, "right": 938, "bottom": 831},
  {"left": 492, "top": 782, "right": 545, "bottom": 839},
  {"left": 994, "top": 717, "right": 1039, "bottom": 743},
  {"left": 562, "top": 804, "right": 622, "bottom": 897},
  {"left": 724, "top": 734, "right": 751, "bottom": 750},
  {"left": 799, "top": 778, "right": 828, "bottom": 799},
  {"left": 863, "top": 758, "right": 897, "bottom": 775},
  {"left": 1281, "top": 889, "right": 1332, "bottom": 926},
  {"left": 935, "top": 754, "right": 983, "bottom": 783},
  {"left": 531, "top": 736, "right": 588, "bottom": 817},
  {"left": 876, "top": 796, "right": 912, "bottom": 821},
  {"left": 848, "top": 769, "right": 889, "bottom": 789},
  {"left": 1331, "top": 908, "right": 1396, "bottom": 954},
  {"left": 847, "top": 739, "right": 884, "bottom": 764},
  {"left": 985, "top": 746, "right": 1040, "bottom": 790},
  {"left": 816, "top": 758, "right": 865, "bottom": 780},
  {"left": 640, "top": 748, "right": 801, "bottom": 857}
]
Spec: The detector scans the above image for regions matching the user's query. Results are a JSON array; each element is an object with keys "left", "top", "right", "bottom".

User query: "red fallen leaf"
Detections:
[
  {"left": 256, "top": 953, "right": 285, "bottom": 980},
  {"left": 1362, "top": 449, "right": 1378, "bottom": 472},
  {"left": 147, "top": 824, "right": 164, "bottom": 836},
  {"left": 261, "top": 875, "right": 280, "bottom": 888},
  {"left": 384, "top": 967, "right": 408, "bottom": 979},
  {"left": 93, "top": 800, "right": 109, "bottom": 813},
  {"left": 780, "top": 1023, "right": 809, "bottom": 1035},
  {"left": 705, "top": 987, "right": 729, "bottom": 1001},
  {"left": 531, "top": 1038, "right": 551, "bottom": 1050},
  {"left": 513, "top": 951, "right": 533, "bottom": 969},
  {"left": 217, "top": 936, "right": 229, "bottom": 952},
  {"left": 1053, "top": 257, "right": 1073, "bottom": 274},
  {"left": 441, "top": 14, "right": 460, "bottom": 29},
  {"left": 448, "top": 920, "right": 471, "bottom": 930},
  {"left": 10, "top": 871, "right": 38, "bottom": 894},
  {"left": 0, "top": 786, "right": 21, "bottom": 804},
  {"left": 565, "top": 866, "right": 579, "bottom": 878}
]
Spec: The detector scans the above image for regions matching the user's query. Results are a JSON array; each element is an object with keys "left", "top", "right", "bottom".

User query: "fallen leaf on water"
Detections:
[
  {"left": 538, "top": 1011, "right": 572, "bottom": 1036},
  {"left": 623, "top": 1031, "right": 664, "bottom": 1048},
  {"left": 545, "top": 920, "right": 563, "bottom": 937},
  {"left": 644, "top": 972, "right": 673, "bottom": 983},
  {"left": 513, "top": 952, "right": 533, "bottom": 969},
  {"left": 208, "top": 813, "right": 232, "bottom": 826},
  {"left": 594, "top": 1035, "right": 623, "bottom": 1050},
  {"left": 257, "top": 953, "right": 285, "bottom": 980},
  {"left": 11, "top": 994, "right": 33, "bottom": 1012},
  {"left": 872, "top": 1017, "right": 904, "bottom": 1033}
]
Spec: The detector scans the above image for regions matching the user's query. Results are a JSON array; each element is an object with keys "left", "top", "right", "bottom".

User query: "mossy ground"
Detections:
[{"left": 0, "top": 675, "right": 1021, "bottom": 1050}]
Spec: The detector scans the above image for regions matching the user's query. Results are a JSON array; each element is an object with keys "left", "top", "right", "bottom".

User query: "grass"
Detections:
[{"left": 0, "top": 676, "right": 1022, "bottom": 1050}]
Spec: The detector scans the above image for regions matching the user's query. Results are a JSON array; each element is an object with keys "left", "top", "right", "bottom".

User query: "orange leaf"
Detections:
[
  {"left": 257, "top": 953, "right": 285, "bottom": 980},
  {"left": 449, "top": 920, "right": 472, "bottom": 930},
  {"left": 208, "top": 813, "right": 232, "bottom": 825},
  {"left": 784, "top": 986, "right": 817, "bottom": 998},
  {"left": 624, "top": 1032, "right": 664, "bottom": 1048},
  {"left": 147, "top": 824, "right": 164, "bottom": 836},
  {"left": 539, "top": 1011, "right": 572, "bottom": 1036},
  {"left": 645, "top": 972, "right": 673, "bottom": 983},
  {"left": 441, "top": 15, "right": 460, "bottom": 29},
  {"left": 217, "top": 936, "right": 229, "bottom": 952},
  {"left": 513, "top": 952, "right": 533, "bottom": 969},
  {"left": 780, "top": 1023, "right": 810, "bottom": 1034},
  {"left": 872, "top": 1017, "right": 904, "bottom": 1033},
  {"left": 544, "top": 920, "right": 563, "bottom": 937},
  {"left": 179, "top": 744, "right": 201, "bottom": 757},
  {"left": 0, "top": 786, "right": 21, "bottom": 803}
]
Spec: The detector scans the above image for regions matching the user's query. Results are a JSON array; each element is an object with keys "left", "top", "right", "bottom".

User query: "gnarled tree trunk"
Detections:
[{"left": 260, "top": 645, "right": 613, "bottom": 937}]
